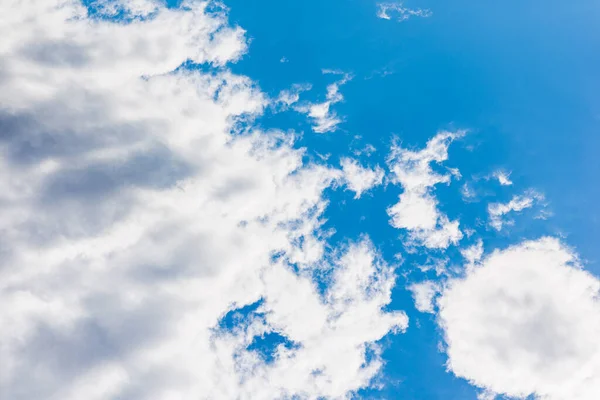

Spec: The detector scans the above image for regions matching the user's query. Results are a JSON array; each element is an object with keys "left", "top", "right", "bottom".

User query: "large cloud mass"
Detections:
[
  {"left": 438, "top": 238, "right": 600, "bottom": 400},
  {"left": 0, "top": 1, "right": 406, "bottom": 399}
]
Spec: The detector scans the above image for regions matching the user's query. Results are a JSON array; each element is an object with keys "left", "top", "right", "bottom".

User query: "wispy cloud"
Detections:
[
  {"left": 493, "top": 170, "right": 513, "bottom": 186},
  {"left": 295, "top": 70, "right": 352, "bottom": 133},
  {"left": 488, "top": 191, "right": 545, "bottom": 230},
  {"left": 460, "top": 239, "right": 484, "bottom": 271},
  {"left": 274, "top": 83, "right": 312, "bottom": 109},
  {"left": 376, "top": 2, "right": 432, "bottom": 22}
]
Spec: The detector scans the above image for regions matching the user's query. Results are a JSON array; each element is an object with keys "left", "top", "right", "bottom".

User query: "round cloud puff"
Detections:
[{"left": 439, "top": 238, "right": 600, "bottom": 400}]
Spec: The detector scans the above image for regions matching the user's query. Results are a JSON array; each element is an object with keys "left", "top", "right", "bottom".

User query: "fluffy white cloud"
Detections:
[
  {"left": 294, "top": 70, "right": 351, "bottom": 133},
  {"left": 408, "top": 281, "right": 440, "bottom": 313},
  {"left": 0, "top": 1, "right": 405, "bottom": 399},
  {"left": 211, "top": 239, "right": 409, "bottom": 399},
  {"left": 438, "top": 238, "right": 600, "bottom": 400},
  {"left": 340, "top": 157, "right": 384, "bottom": 198},
  {"left": 376, "top": 2, "right": 432, "bottom": 21},
  {"left": 488, "top": 191, "right": 544, "bottom": 230},
  {"left": 387, "top": 131, "right": 464, "bottom": 249}
]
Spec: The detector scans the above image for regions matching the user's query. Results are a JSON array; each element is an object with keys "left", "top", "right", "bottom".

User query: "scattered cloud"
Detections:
[
  {"left": 0, "top": 2, "right": 404, "bottom": 399},
  {"left": 387, "top": 131, "right": 465, "bottom": 249},
  {"left": 275, "top": 83, "right": 312, "bottom": 109},
  {"left": 488, "top": 191, "right": 545, "bottom": 230},
  {"left": 340, "top": 158, "right": 384, "bottom": 198},
  {"left": 408, "top": 281, "right": 440, "bottom": 313},
  {"left": 376, "top": 2, "right": 432, "bottom": 22},
  {"left": 2, "top": 2, "right": 593, "bottom": 400},
  {"left": 493, "top": 170, "right": 513, "bottom": 186},
  {"left": 460, "top": 182, "right": 478, "bottom": 202},
  {"left": 460, "top": 170, "right": 514, "bottom": 203},
  {"left": 295, "top": 70, "right": 352, "bottom": 133},
  {"left": 460, "top": 239, "right": 484, "bottom": 271},
  {"left": 447, "top": 167, "right": 462, "bottom": 180},
  {"left": 439, "top": 238, "right": 600, "bottom": 400},
  {"left": 463, "top": 227, "right": 477, "bottom": 238},
  {"left": 416, "top": 257, "right": 448, "bottom": 276},
  {"left": 353, "top": 143, "right": 377, "bottom": 157},
  {"left": 365, "top": 64, "right": 397, "bottom": 80}
]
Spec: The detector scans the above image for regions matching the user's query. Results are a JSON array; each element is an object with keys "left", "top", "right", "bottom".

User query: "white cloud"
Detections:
[
  {"left": 210, "top": 239, "right": 408, "bottom": 399},
  {"left": 460, "top": 239, "right": 484, "bottom": 271},
  {"left": 376, "top": 2, "right": 432, "bottom": 22},
  {"left": 447, "top": 167, "right": 462, "bottom": 180},
  {"left": 460, "top": 182, "right": 478, "bottom": 201},
  {"left": 493, "top": 170, "right": 513, "bottom": 186},
  {"left": 353, "top": 143, "right": 377, "bottom": 157},
  {"left": 408, "top": 281, "right": 440, "bottom": 313},
  {"left": 477, "top": 390, "right": 497, "bottom": 400},
  {"left": 438, "top": 238, "right": 600, "bottom": 400},
  {"left": 295, "top": 70, "right": 351, "bottom": 133},
  {"left": 488, "top": 191, "right": 544, "bottom": 230},
  {"left": 463, "top": 227, "right": 476, "bottom": 238},
  {"left": 90, "top": 0, "right": 161, "bottom": 17},
  {"left": 416, "top": 257, "right": 448, "bottom": 276},
  {"left": 275, "top": 83, "right": 312, "bottom": 108},
  {"left": 340, "top": 158, "right": 384, "bottom": 198},
  {"left": 387, "top": 131, "right": 465, "bottom": 249},
  {"left": 0, "top": 2, "right": 405, "bottom": 399}
]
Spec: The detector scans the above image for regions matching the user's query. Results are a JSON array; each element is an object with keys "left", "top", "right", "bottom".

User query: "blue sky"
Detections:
[
  {"left": 225, "top": 0, "right": 600, "bottom": 267},
  {"left": 1, "top": 1, "right": 599, "bottom": 399}
]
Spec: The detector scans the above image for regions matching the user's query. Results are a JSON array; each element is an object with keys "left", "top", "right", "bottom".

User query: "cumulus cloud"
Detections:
[
  {"left": 438, "top": 238, "right": 600, "bottom": 400},
  {"left": 0, "top": 1, "right": 405, "bottom": 399},
  {"left": 408, "top": 281, "right": 440, "bottom": 313},
  {"left": 295, "top": 70, "right": 351, "bottom": 133},
  {"left": 387, "top": 131, "right": 464, "bottom": 249},
  {"left": 340, "top": 158, "right": 384, "bottom": 198},
  {"left": 211, "top": 239, "right": 409, "bottom": 399},
  {"left": 488, "top": 191, "right": 544, "bottom": 230},
  {"left": 376, "top": 2, "right": 432, "bottom": 22}
]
